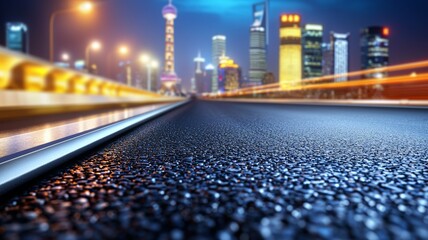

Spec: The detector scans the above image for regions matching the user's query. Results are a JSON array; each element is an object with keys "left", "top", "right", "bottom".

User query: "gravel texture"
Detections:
[{"left": 1, "top": 101, "right": 428, "bottom": 239}]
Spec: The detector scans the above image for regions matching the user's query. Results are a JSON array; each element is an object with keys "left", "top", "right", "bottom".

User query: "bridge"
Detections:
[{"left": 1, "top": 47, "right": 428, "bottom": 239}]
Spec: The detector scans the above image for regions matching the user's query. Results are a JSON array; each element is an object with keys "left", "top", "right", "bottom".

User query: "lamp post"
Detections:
[
  {"left": 139, "top": 54, "right": 159, "bottom": 91},
  {"left": 85, "top": 40, "right": 101, "bottom": 73},
  {"left": 117, "top": 46, "right": 131, "bottom": 86},
  {"left": 107, "top": 45, "right": 130, "bottom": 81},
  {"left": 49, "top": 1, "right": 94, "bottom": 62}
]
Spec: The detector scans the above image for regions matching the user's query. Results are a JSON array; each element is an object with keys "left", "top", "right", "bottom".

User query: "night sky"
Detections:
[{"left": 1, "top": 0, "right": 428, "bottom": 90}]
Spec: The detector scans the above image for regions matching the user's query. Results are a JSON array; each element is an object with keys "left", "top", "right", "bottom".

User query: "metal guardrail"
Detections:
[{"left": 0, "top": 47, "right": 161, "bottom": 98}]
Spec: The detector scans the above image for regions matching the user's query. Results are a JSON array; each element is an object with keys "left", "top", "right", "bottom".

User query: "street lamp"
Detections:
[
  {"left": 61, "top": 52, "right": 70, "bottom": 62},
  {"left": 79, "top": 2, "right": 94, "bottom": 12},
  {"left": 107, "top": 45, "right": 130, "bottom": 80},
  {"left": 139, "top": 54, "right": 158, "bottom": 91},
  {"left": 151, "top": 60, "right": 159, "bottom": 69},
  {"left": 85, "top": 40, "right": 102, "bottom": 73},
  {"left": 118, "top": 46, "right": 129, "bottom": 56},
  {"left": 60, "top": 52, "right": 71, "bottom": 68},
  {"left": 49, "top": 1, "right": 94, "bottom": 62}
]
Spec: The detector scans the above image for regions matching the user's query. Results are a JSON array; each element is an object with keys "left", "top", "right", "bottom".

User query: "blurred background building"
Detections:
[
  {"left": 248, "top": 1, "right": 268, "bottom": 87},
  {"left": 194, "top": 52, "right": 205, "bottom": 94},
  {"left": 361, "top": 26, "right": 390, "bottom": 79},
  {"left": 331, "top": 32, "right": 350, "bottom": 82},
  {"left": 212, "top": 35, "right": 226, "bottom": 93},
  {"left": 279, "top": 14, "right": 302, "bottom": 88},
  {"left": 302, "top": 24, "right": 323, "bottom": 79},
  {"left": 218, "top": 56, "right": 242, "bottom": 92},
  {"left": 6, "top": 22, "right": 29, "bottom": 54}
]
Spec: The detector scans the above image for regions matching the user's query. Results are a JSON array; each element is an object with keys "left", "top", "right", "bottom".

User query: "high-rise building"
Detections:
[
  {"left": 361, "top": 26, "right": 390, "bottom": 79},
  {"left": 302, "top": 24, "right": 323, "bottom": 79},
  {"left": 331, "top": 32, "right": 350, "bottom": 82},
  {"left": 194, "top": 52, "right": 206, "bottom": 94},
  {"left": 190, "top": 77, "right": 196, "bottom": 93},
  {"left": 6, "top": 22, "right": 29, "bottom": 53},
  {"left": 203, "top": 64, "right": 214, "bottom": 93},
  {"left": 161, "top": 0, "right": 180, "bottom": 95},
  {"left": 279, "top": 14, "right": 302, "bottom": 89},
  {"left": 212, "top": 35, "right": 226, "bottom": 93},
  {"left": 218, "top": 57, "right": 242, "bottom": 93},
  {"left": 322, "top": 43, "right": 333, "bottom": 76},
  {"left": 249, "top": 1, "right": 268, "bottom": 86}
]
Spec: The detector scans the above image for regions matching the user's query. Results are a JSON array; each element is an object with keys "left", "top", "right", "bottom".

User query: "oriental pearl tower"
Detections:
[{"left": 160, "top": 0, "right": 180, "bottom": 96}]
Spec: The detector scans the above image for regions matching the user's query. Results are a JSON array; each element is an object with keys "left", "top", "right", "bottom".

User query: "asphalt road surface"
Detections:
[{"left": 1, "top": 100, "right": 428, "bottom": 239}]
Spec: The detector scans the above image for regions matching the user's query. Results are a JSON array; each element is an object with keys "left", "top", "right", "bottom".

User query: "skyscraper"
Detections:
[
  {"left": 6, "top": 22, "right": 29, "bottom": 54},
  {"left": 161, "top": 0, "right": 180, "bottom": 95},
  {"left": 279, "top": 14, "right": 302, "bottom": 89},
  {"left": 194, "top": 52, "right": 206, "bottom": 94},
  {"left": 361, "top": 26, "right": 390, "bottom": 79},
  {"left": 218, "top": 57, "right": 242, "bottom": 93},
  {"left": 331, "top": 32, "right": 350, "bottom": 82},
  {"left": 322, "top": 43, "right": 333, "bottom": 76},
  {"left": 212, "top": 35, "right": 226, "bottom": 93},
  {"left": 302, "top": 24, "right": 323, "bottom": 79},
  {"left": 203, "top": 64, "right": 214, "bottom": 93},
  {"left": 249, "top": 1, "right": 268, "bottom": 86}
]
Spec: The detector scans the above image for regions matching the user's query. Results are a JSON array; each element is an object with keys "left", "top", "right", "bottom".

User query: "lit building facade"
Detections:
[
  {"left": 6, "top": 22, "right": 29, "bottom": 54},
  {"left": 218, "top": 57, "right": 242, "bottom": 93},
  {"left": 161, "top": 0, "right": 180, "bottom": 95},
  {"left": 279, "top": 14, "right": 302, "bottom": 89},
  {"left": 194, "top": 52, "right": 206, "bottom": 94},
  {"left": 249, "top": 2, "right": 268, "bottom": 86},
  {"left": 212, "top": 35, "right": 226, "bottom": 92},
  {"left": 302, "top": 24, "right": 323, "bottom": 79},
  {"left": 331, "top": 32, "right": 350, "bottom": 82},
  {"left": 361, "top": 26, "right": 390, "bottom": 79}
]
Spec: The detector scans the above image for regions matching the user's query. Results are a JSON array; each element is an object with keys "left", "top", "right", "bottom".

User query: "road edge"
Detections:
[{"left": 0, "top": 100, "right": 190, "bottom": 195}]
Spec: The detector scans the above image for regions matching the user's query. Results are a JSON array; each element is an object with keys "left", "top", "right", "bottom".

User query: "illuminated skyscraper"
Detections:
[
  {"left": 212, "top": 35, "right": 226, "bottom": 92},
  {"left": 249, "top": 1, "right": 269, "bottom": 86},
  {"left": 218, "top": 57, "right": 242, "bottom": 93},
  {"left": 194, "top": 52, "right": 206, "bottom": 94},
  {"left": 302, "top": 24, "right": 323, "bottom": 79},
  {"left": 161, "top": 0, "right": 180, "bottom": 95},
  {"left": 279, "top": 14, "right": 302, "bottom": 89},
  {"left": 6, "top": 22, "right": 29, "bottom": 53},
  {"left": 331, "top": 32, "right": 350, "bottom": 82},
  {"left": 361, "top": 26, "right": 390, "bottom": 79}
]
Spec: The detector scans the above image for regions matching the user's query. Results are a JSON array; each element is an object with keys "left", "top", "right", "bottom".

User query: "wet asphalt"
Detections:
[{"left": 1, "top": 100, "right": 428, "bottom": 239}]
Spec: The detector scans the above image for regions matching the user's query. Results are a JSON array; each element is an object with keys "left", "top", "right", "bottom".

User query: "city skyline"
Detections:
[{"left": 0, "top": 0, "right": 428, "bottom": 90}]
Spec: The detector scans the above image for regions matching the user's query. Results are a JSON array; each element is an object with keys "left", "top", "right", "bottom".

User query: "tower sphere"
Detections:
[{"left": 162, "top": 2, "right": 177, "bottom": 20}]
